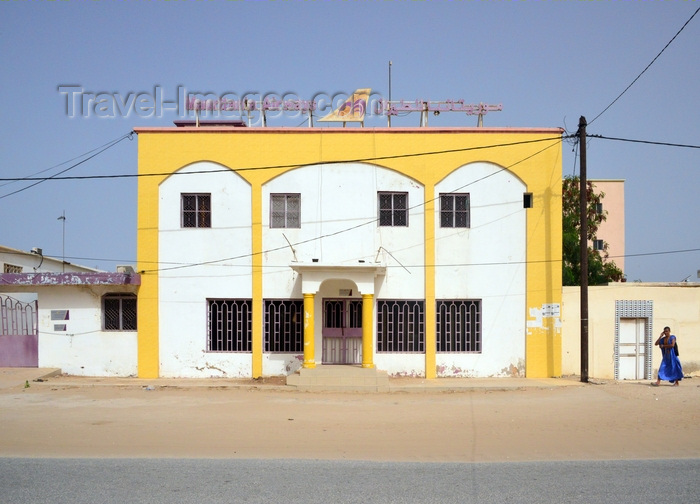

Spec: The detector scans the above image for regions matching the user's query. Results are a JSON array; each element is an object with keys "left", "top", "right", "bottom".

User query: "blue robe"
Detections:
[{"left": 658, "top": 335, "right": 683, "bottom": 383}]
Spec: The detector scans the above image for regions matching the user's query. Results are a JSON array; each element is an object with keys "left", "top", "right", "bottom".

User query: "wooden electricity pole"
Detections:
[{"left": 578, "top": 116, "right": 589, "bottom": 383}]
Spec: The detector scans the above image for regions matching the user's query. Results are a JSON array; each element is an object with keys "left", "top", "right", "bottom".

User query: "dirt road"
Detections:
[{"left": 1, "top": 376, "right": 698, "bottom": 462}]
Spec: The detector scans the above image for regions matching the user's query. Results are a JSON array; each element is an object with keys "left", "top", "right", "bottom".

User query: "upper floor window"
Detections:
[
  {"left": 181, "top": 193, "right": 211, "bottom": 228},
  {"left": 103, "top": 293, "right": 137, "bottom": 331},
  {"left": 378, "top": 192, "right": 408, "bottom": 227},
  {"left": 440, "top": 193, "right": 470, "bottom": 228},
  {"left": 593, "top": 239, "right": 604, "bottom": 251},
  {"left": 270, "top": 193, "right": 300, "bottom": 228}
]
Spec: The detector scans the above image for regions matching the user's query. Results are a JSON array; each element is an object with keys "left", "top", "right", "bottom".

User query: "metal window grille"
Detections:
[
  {"left": 270, "top": 194, "right": 301, "bottom": 228},
  {"left": 436, "top": 300, "right": 481, "bottom": 352},
  {"left": 103, "top": 294, "right": 137, "bottom": 331},
  {"left": 376, "top": 300, "right": 425, "bottom": 352},
  {"left": 3, "top": 263, "right": 23, "bottom": 273},
  {"left": 207, "top": 299, "right": 252, "bottom": 352},
  {"left": 440, "top": 193, "right": 470, "bottom": 228},
  {"left": 182, "top": 194, "right": 211, "bottom": 228},
  {"left": 378, "top": 192, "right": 408, "bottom": 227},
  {"left": 264, "top": 299, "right": 303, "bottom": 352}
]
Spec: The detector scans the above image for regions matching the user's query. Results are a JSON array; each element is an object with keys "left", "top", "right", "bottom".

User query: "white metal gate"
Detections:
[
  {"left": 615, "top": 300, "right": 653, "bottom": 380},
  {"left": 618, "top": 318, "right": 647, "bottom": 380}
]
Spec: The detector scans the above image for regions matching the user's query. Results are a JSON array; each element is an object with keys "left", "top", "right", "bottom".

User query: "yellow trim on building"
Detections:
[{"left": 136, "top": 127, "right": 563, "bottom": 378}]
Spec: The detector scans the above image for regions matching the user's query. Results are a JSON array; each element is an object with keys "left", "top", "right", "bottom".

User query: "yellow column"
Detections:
[
  {"left": 361, "top": 293, "right": 374, "bottom": 369},
  {"left": 251, "top": 185, "right": 263, "bottom": 378},
  {"left": 424, "top": 183, "right": 436, "bottom": 379},
  {"left": 303, "top": 292, "right": 316, "bottom": 368}
]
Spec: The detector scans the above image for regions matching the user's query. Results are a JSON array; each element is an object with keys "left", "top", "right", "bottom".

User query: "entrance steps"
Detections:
[{"left": 286, "top": 365, "right": 390, "bottom": 392}]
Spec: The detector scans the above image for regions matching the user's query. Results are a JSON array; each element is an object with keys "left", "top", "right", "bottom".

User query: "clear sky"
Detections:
[{"left": 1, "top": 0, "right": 698, "bottom": 283}]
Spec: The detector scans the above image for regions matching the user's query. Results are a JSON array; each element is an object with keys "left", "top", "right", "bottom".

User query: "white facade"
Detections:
[
  {"left": 156, "top": 161, "right": 527, "bottom": 378},
  {"left": 34, "top": 285, "right": 138, "bottom": 376}
]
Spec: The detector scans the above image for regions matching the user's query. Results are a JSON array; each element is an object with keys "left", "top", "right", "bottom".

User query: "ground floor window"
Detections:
[
  {"left": 264, "top": 299, "right": 303, "bottom": 352},
  {"left": 436, "top": 299, "right": 482, "bottom": 352},
  {"left": 103, "top": 293, "right": 137, "bottom": 331},
  {"left": 376, "top": 300, "right": 425, "bottom": 352},
  {"left": 207, "top": 299, "right": 252, "bottom": 352}
]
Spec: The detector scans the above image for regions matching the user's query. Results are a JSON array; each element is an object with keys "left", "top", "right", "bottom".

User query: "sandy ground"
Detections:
[{"left": 1, "top": 375, "right": 698, "bottom": 462}]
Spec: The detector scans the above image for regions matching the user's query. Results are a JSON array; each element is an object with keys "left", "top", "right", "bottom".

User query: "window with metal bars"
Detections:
[
  {"left": 270, "top": 193, "right": 301, "bottom": 228},
  {"left": 378, "top": 192, "right": 408, "bottom": 227},
  {"left": 440, "top": 193, "right": 470, "bottom": 228},
  {"left": 181, "top": 193, "right": 211, "bottom": 228},
  {"left": 207, "top": 299, "right": 252, "bottom": 352},
  {"left": 376, "top": 300, "right": 425, "bottom": 352},
  {"left": 436, "top": 300, "right": 482, "bottom": 352},
  {"left": 264, "top": 299, "right": 303, "bottom": 352},
  {"left": 103, "top": 294, "right": 137, "bottom": 331}
]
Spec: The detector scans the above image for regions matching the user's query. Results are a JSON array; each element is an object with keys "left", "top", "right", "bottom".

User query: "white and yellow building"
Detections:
[{"left": 134, "top": 124, "right": 564, "bottom": 379}]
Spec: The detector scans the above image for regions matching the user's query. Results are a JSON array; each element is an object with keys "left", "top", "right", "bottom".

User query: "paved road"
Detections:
[{"left": 1, "top": 458, "right": 698, "bottom": 504}]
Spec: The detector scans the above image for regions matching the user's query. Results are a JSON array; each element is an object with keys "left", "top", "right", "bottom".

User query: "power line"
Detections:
[
  {"left": 0, "top": 132, "right": 135, "bottom": 189},
  {"left": 20, "top": 246, "right": 696, "bottom": 275},
  {"left": 589, "top": 7, "right": 700, "bottom": 125},
  {"left": 0, "top": 132, "right": 134, "bottom": 200},
  {"left": 589, "top": 134, "right": 700, "bottom": 150},
  {"left": 0, "top": 134, "right": 569, "bottom": 183}
]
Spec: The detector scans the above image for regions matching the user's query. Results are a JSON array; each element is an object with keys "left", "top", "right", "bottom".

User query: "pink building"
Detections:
[{"left": 590, "top": 179, "right": 625, "bottom": 275}]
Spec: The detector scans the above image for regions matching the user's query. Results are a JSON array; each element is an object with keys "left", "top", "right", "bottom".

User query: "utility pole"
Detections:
[{"left": 578, "top": 116, "right": 589, "bottom": 383}]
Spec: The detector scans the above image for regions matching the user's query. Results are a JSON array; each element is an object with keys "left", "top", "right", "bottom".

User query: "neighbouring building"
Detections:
[
  {"left": 590, "top": 179, "right": 625, "bottom": 275},
  {"left": 134, "top": 123, "right": 565, "bottom": 379},
  {"left": 0, "top": 245, "right": 139, "bottom": 374},
  {"left": 562, "top": 283, "right": 700, "bottom": 380}
]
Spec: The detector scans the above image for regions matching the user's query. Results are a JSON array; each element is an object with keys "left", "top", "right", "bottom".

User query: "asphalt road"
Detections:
[{"left": 1, "top": 458, "right": 698, "bottom": 504}]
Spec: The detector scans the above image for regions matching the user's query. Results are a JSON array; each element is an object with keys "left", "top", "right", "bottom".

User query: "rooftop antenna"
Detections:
[
  {"left": 388, "top": 61, "right": 392, "bottom": 128},
  {"left": 57, "top": 210, "right": 66, "bottom": 272}
]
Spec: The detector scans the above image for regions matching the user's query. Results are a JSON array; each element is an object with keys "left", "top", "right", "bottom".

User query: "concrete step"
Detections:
[{"left": 286, "top": 365, "right": 389, "bottom": 392}]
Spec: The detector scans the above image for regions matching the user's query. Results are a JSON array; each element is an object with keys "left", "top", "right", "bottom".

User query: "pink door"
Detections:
[
  {"left": 0, "top": 295, "right": 38, "bottom": 367},
  {"left": 322, "top": 299, "right": 362, "bottom": 364}
]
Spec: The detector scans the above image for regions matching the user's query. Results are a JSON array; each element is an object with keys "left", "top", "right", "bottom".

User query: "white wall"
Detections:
[
  {"left": 37, "top": 286, "right": 137, "bottom": 376},
  {"left": 157, "top": 161, "right": 529, "bottom": 378},
  {"left": 262, "top": 162, "right": 425, "bottom": 299},
  {"left": 159, "top": 162, "right": 253, "bottom": 377},
  {"left": 433, "top": 162, "right": 527, "bottom": 377},
  {"left": 1, "top": 248, "right": 98, "bottom": 274}
]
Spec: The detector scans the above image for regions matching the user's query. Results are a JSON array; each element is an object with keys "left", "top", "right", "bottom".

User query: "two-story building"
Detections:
[{"left": 134, "top": 123, "right": 564, "bottom": 380}]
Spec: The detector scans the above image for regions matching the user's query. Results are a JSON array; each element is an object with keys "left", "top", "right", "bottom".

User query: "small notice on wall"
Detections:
[
  {"left": 542, "top": 303, "right": 560, "bottom": 317},
  {"left": 51, "top": 310, "right": 69, "bottom": 321}
]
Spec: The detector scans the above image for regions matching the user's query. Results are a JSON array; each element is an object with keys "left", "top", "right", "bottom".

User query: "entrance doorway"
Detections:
[
  {"left": 322, "top": 299, "right": 362, "bottom": 364},
  {"left": 618, "top": 317, "right": 648, "bottom": 380}
]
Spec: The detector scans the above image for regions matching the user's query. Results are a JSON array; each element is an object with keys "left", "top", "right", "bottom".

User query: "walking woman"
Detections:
[{"left": 654, "top": 326, "right": 683, "bottom": 386}]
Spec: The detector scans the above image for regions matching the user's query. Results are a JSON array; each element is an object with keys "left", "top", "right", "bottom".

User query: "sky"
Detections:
[{"left": 1, "top": 0, "right": 698, "bottom": 283}]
